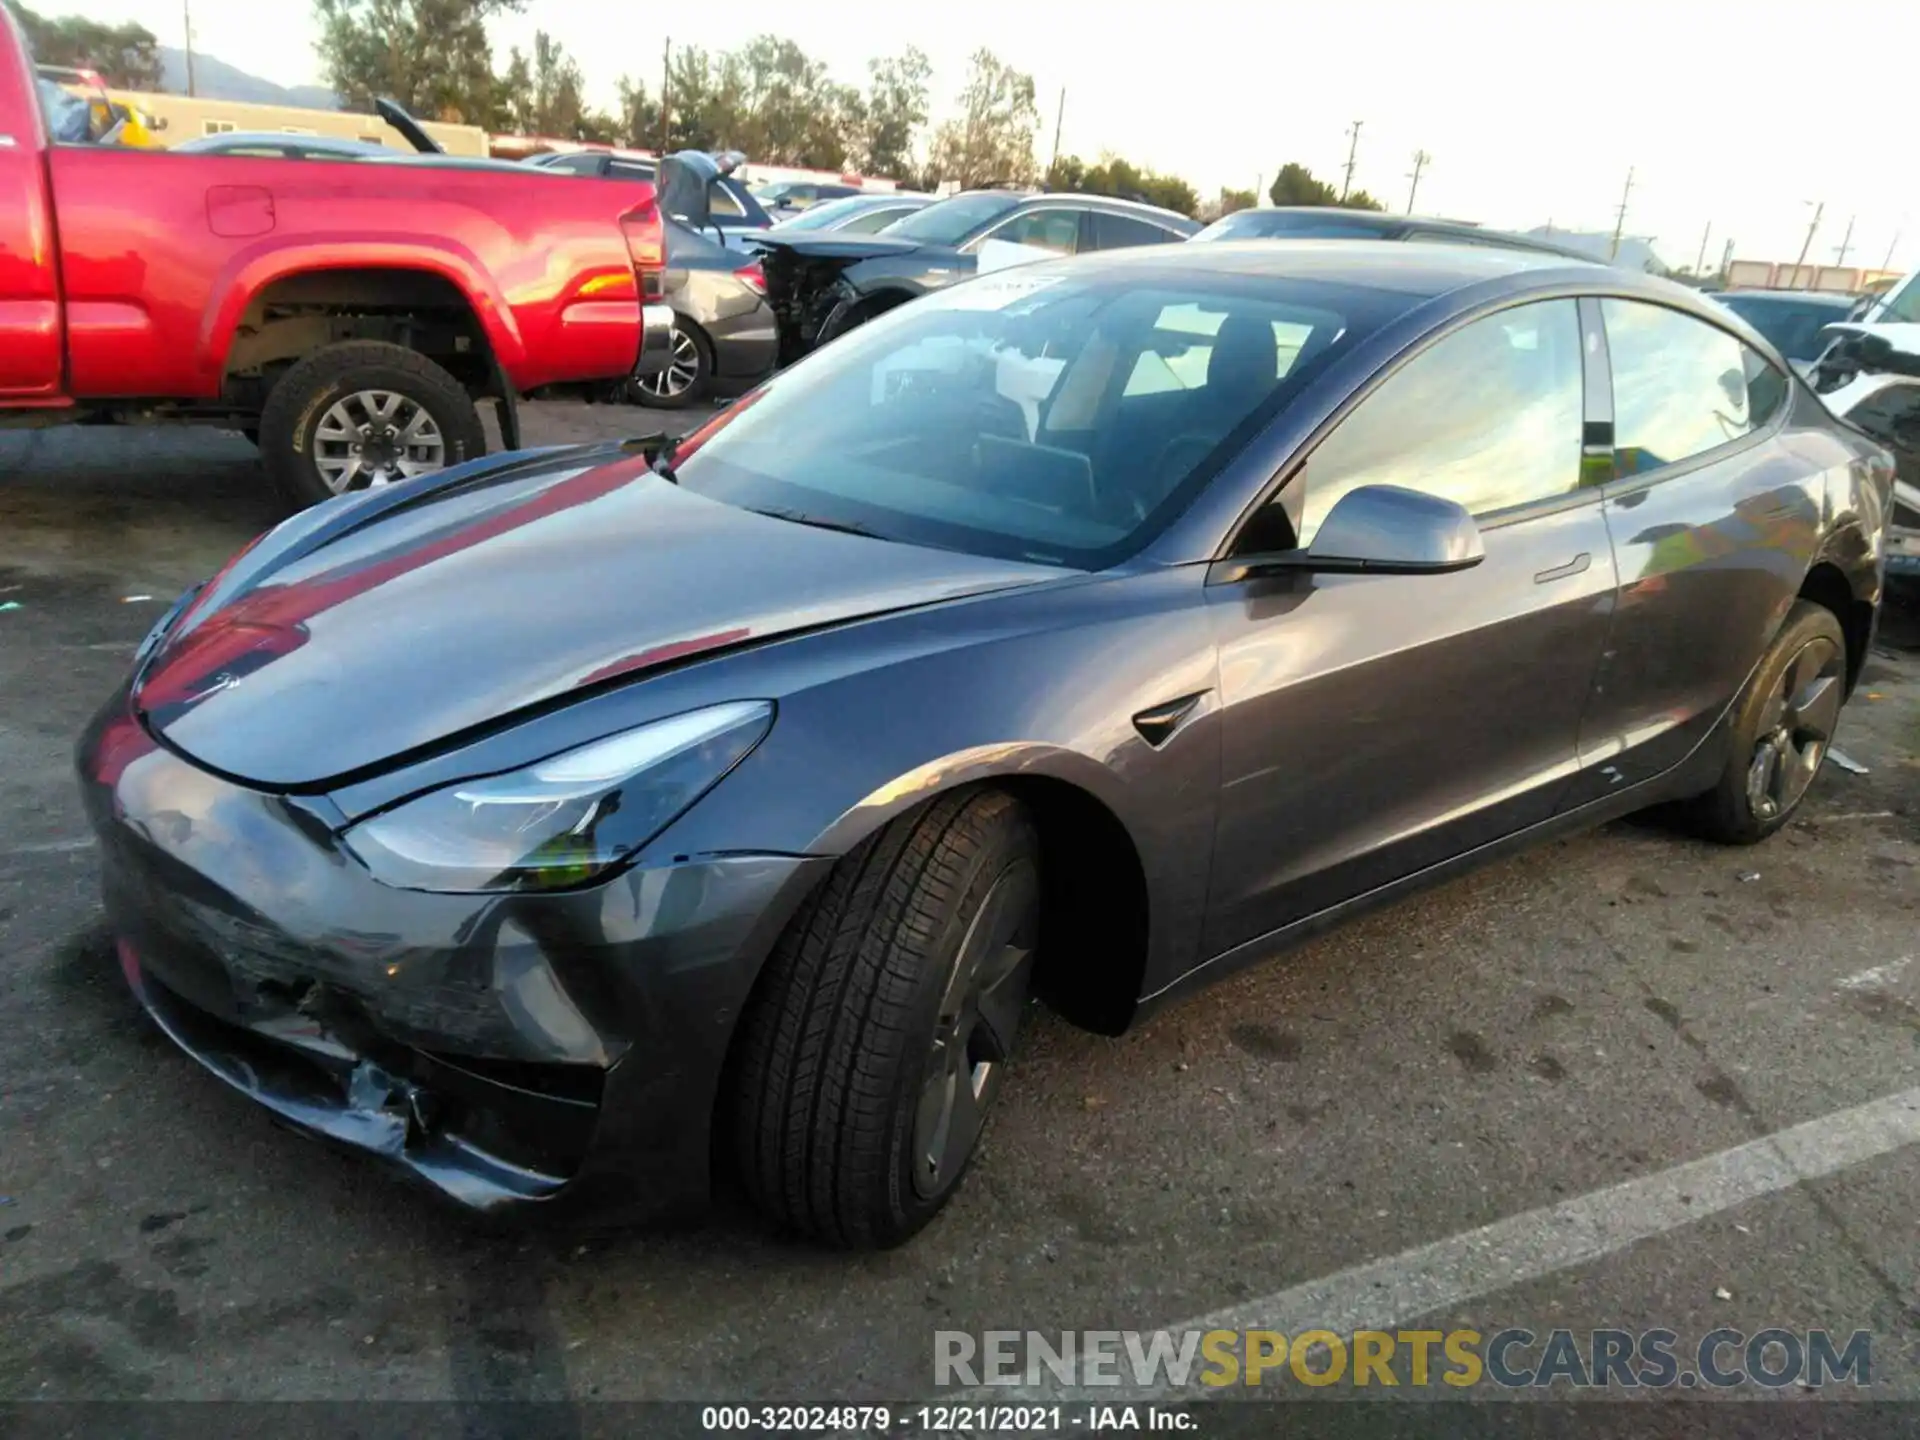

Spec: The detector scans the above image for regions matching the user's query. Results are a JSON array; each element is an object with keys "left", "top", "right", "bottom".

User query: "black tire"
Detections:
[
  {"left": 626, "top": 319, "right": 713, "bottom": 409},
  {"left": 1676, "top": 599, "right": 1848, "bottom": 844},
  {"left": 258, "top": 341, "right": 485, "bottom": 510},
  {"left": 239, "top": 427, "right": 259, "bottom": 449},
  {"left": 728, "top": 788, "right": 1041, "bottom": 1248}
]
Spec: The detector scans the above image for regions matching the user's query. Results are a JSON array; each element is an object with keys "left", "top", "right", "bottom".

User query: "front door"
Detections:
[{"left": 1203, "top": 297, "right": 1617, "bottom": 958}]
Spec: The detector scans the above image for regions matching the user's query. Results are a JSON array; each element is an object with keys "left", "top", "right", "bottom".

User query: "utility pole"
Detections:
[
  {"left": 1339, "top": 120, "right": 1363, "bottom": 202},
  {"left": 657, "top": 37, "right": 670, "bottom": 157},
  {"left": 1405, "top": 149, "right": 1429, "bottom": 214},
  {"left": 1792, "top": 202, "right": 1824, "bottom": 288},
  {"left": 1608, "top": 167, "right": 1634, "bottom": 261},
  {"left": 1694, "top": 220, "right": 1711, "bottom": 277},
  {"left": 1885, "top": 232, "right": 1903, "bottom": 270},
  {"left": 1832, "top": 214, "right": 1855, "bottom": 268},
  {"left": 183, "top": 0, "right": 195, "bottom": 96},
  {"left": 1048, "top": 89, "right": 1065, "bottom": 179},
  {"left": 1719, "top": 237, "right": 1734, "bottom": 283}
]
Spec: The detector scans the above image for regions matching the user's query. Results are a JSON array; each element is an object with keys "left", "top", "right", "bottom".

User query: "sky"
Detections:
[{"left": 75, "top": 0, "right": 1918, "bottom": 273}]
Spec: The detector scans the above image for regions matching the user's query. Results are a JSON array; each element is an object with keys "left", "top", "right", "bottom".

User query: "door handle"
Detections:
[{"left": 1533, "top": 552, "right": 1591, "bottom": 584}]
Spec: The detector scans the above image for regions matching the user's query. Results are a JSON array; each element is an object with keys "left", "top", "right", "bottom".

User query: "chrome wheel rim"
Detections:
[
  {"left": 313, "top": 390, "right": 445, "bottom": 493},
  {"left": 910, "top": 861, "right": 1038, "bottom": 1201},
  {"left": 634, "top": 327, "right": 701, "bottom": 399},
  {"left": 1745, "top": 635, "right": 1843, "bottom": 822}
]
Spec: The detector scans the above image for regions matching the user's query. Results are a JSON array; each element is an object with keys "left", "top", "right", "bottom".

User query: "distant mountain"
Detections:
[{"left": 154, "top": 45, "right": 339, "bottom": 111}]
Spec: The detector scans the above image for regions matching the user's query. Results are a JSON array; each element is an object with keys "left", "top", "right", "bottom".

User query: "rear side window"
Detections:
[
  {"left": 985, "top": 209, "right": 1082, "bottom": 255},
  {"left": 548, "top": 152, "right": 608, "bottom": 175},
  {"left": 712, "top": 182, "right": 749, "bottom": 219},
  {"left": 1603, "top": 301, "right": 1783, "bottom": 476},
  {"left": 1092, "top": 212, "right": 1182, "bottom": 250}
]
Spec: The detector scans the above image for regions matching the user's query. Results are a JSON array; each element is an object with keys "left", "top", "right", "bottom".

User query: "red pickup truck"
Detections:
[{"left": 0, "top": 9, "right": 670, "bottom": 508}]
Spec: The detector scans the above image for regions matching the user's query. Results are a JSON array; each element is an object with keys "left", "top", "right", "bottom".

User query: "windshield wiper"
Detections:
[
  {"left": 746, "top": 506, "right": 886, "bottom": 540},
  {"left": 622, "top": 431, "right": 681, "bottom": 482}
]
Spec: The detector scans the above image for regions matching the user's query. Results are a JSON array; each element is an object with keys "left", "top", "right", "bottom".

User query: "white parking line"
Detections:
[
  {"left": 977, "top": 1085, "right": 1920, "bottom": 1400},
  {"left": 1837, "top": 956, "right": 1912, "bottom": 991}
]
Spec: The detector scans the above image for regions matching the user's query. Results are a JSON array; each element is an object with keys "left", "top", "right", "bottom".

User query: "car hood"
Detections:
[{"left": 134, "top": 449, "right": 1062, "bottom": 787}]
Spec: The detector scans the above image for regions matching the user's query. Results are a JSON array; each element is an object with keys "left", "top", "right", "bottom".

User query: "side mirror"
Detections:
[{"left": 1215, "top": 483, "right": 1485, "bottom": 582}]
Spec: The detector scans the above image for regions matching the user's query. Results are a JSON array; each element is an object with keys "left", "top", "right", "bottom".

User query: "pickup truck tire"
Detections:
[
  {"left": 259, "top": 341, "right": 485, "bottom": 509},
  {"left": 727, "top": 788, "right": 1040, "bottom": 1248}
]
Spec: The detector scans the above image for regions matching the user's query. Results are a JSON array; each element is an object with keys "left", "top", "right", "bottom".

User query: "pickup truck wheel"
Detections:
[
  {"left": 728, "top": 788, "right": 1040, "bottom": 1248},
  {"left": 260, "top": 341, "right": 485, "bottom": 508}
]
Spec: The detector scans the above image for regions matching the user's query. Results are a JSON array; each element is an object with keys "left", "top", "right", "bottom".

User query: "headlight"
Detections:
[{"left": 342, "top": 701, "right": 773, "bottom": 893}]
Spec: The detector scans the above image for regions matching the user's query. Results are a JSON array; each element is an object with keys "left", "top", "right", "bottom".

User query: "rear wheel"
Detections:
[
  {"left": 259, "top": 341, "right": 486, "bottom": 509},
  {"left": 728, "top": 789, "right": 1040, "bottom": 1248},
  {"left": 626, "top": 319, "right": 713, "bottom": 409},
  {"left": 1678, "top": 599, "right": 1847, "bottom": 844}
]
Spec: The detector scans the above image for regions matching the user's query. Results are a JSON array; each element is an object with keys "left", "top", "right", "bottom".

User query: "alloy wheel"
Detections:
[
  {"left": 910, "top": 860, "right": 1038, "bottom": 1200},
  {"left": 313, "top": 390, "right": 446, "bottom": 493},
  {"left": 1745, "top": 634, "right": 1843, "bottom": 822},
  {"left": 633, "top": 326, "right": 702, "bottom": 401}
]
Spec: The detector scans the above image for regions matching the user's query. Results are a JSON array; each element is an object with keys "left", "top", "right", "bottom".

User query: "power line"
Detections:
[
  {"left": 1405, "top": 149, "right": 1430, "bottom": 214},
  {"left": 1608, "top": 167, "right": 1634, "bottom": 261},
  {"left": 1339, "top": 120, "right": 1363, "bottom": 203}
]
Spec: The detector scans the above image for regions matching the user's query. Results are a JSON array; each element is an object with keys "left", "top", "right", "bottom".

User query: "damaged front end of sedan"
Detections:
[{"left": 1812, "top": 324, "right": 1920, "bottom": 582}]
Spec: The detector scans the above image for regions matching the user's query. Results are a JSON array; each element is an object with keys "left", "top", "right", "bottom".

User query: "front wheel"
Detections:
[
  {"left": 1678, "top": 599, "right": 1847, "bottom": 844},
  {"left": 258, "top": 341, "right": 486, "bottom": 509},
  {"left": 728, "top": 789, "right": 1040, "bottom": 1248}
]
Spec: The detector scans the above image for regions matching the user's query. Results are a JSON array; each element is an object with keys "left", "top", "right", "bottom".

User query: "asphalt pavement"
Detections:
[{"left": 1, "top": 416, "right": 1916, "bottom": 1412}]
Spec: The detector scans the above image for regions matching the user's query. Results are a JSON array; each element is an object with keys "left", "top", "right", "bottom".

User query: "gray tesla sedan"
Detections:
[{"left": 80, "top": 242, "right": 1893, "bottom": 1247}]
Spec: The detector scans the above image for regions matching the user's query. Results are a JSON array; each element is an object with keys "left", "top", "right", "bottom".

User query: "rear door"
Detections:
[
  {"left": 1202, "top": 297, "right": 1618, "bottom": 956},
  {"left": 1569, "top": 298, "right": 1818, "bottom": 801}
]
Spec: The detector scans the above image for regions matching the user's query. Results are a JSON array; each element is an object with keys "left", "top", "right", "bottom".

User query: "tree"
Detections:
[
  {"left": 493, "top": 30, "right": 608, "bottom": 139},
  {"left": 1216, "top": 186, "right": 1257, "bottom": 217},
  {"left": 1268, "top": 161, "right": 1385, "bottom": 211},
  {"left": 925, "top": 49, "right": 1038, "bottom": 189},
  {"left": 861, "top": 47, "right": 930, "bottom": 179},
  {"left": 614, "top": 74, "right": 652, "bottom": 149},
  {"left": 313, "top": 0, "right": 522, "bottom": 124},
  {"left": 7, "top": 2, "right": 162, "bottom": 89},
  {"left": 1269, "top": 162, "right": 1337, "bottom": 207},
  {"left": 1045, "top": 151, "right": 1197, "bottom": 218}
]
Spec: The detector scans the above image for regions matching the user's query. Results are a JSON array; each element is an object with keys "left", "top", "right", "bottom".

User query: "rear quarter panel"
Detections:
[
  {"left": 45, "top": 149, "right": 654, "bottom": 398},
  {"left": 0, "top": 14, "right": 64, "bottom": 401}
]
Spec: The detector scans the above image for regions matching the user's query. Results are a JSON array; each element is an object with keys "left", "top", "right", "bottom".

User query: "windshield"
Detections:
[
  {"left": 1881, "top": 273, "right": 1920, "bottom": 324},
  {"left": 1193, "top": 210, "right": 1391, "bottom": 243},
  {"left": 1715, "top": 294, "right": 1852, "bottom": 362},
  {"left": 669, "top": 264, "right": 1384, "bottom": 568},
  {"left": 885, "top": 192, "right": 1024, "bottom": 246}
]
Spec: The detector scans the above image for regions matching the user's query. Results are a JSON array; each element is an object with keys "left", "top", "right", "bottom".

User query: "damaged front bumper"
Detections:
[{"left": 77, "top": 699, "right": 827, "bottom": 1220}]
